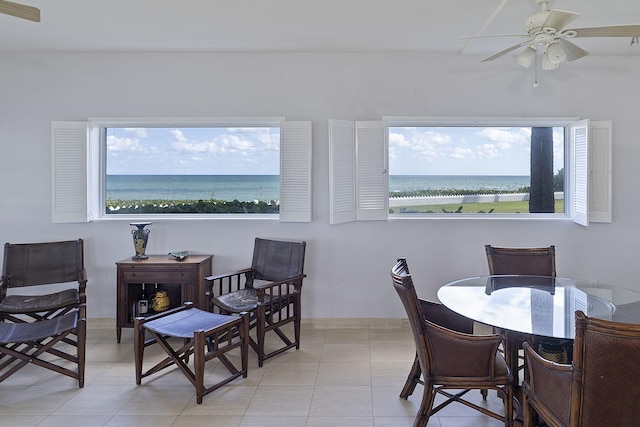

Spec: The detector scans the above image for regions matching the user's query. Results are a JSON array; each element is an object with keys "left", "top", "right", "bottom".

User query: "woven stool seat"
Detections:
[
  {"left": 134, "top": 302, "right": 249, "bottom": 404},
  {"left": 144, "top": 308, "right": 237, "bottom": 338}
]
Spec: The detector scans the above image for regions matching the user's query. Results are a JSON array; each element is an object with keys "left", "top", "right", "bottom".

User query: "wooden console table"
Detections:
[{"left": 115, "top": 255, "right": 212, "bottom": 342}]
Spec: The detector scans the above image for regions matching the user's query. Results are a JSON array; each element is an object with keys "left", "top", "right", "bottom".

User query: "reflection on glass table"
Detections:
[{"left": 438, "top": 275, "right": 640, "bottom": 341}]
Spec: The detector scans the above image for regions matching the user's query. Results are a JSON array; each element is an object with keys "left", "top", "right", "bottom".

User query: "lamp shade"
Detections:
[
  {"left": 542, "top": 51, "right": 559, "bottom": 70},
  {"left": 546, "top": 42, "right": 567, "bottom": 64},
  {"left": 516, "top": 46, "right": 537, "bottom": 68}
]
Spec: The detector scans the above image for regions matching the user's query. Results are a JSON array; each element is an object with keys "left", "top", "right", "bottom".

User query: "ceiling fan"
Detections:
[
  {"left": 0, "top": 0, "right": 40, "bottom": 22},
  {"left": 473, "top": 0, "right": 640, "bottom": 70}
]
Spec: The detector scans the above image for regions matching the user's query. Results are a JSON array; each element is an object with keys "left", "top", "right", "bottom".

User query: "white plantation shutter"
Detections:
[
  {"left": 569, "top": 119, "right": 589, "bottom": 226},
  {"left": 569, "top": 119, "right": 612, "bottom": 226},
  {"left": 51, "top": 121, "right": 88, "bottom": 223},
  {"left": 356, "top": 121, "right": 388, "bottom": 220},
  {"left": 329, "top": 120, "right": 356, "bottom": 224},
  {"left": 329, "top": 120, "right": 388, "bottom": 223},
  {"left": 279, "top": 121, "right": 312, "bottom": 222},
  {"left": 588, "top": 121, "right": 612, "bottom": 223}
]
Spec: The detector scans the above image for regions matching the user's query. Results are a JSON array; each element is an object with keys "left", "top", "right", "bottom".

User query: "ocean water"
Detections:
[
  {"left": 106, "top": 174, "right": 530, "bottom": 202},
  {"left": 389, "top": 175, "right": 530, "bottom": 193},
  {"left": 107, "top": 175, "right": 280, "bottom": 202}
]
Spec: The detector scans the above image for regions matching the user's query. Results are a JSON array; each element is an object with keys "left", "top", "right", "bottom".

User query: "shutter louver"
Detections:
[
  {"left": 279, "top": 121, "right": 312, "bottom": 222},
  {"left": 51, "top": 121, "right": 88, "bottom": 223},
  {"left": 356, "top": 122, "right": 388, "bottom": 221},
  {"left": 570, "top": 120, "right": 589, "bottom": 226},
  {"left": 588, "top": 121, "right": 612, "bottom": 223},
  {"left": 329, "top": 120, "right": 356, "bottom": 224}
]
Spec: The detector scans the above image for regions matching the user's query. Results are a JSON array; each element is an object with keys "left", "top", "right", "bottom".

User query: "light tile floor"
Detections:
[{"left": 0, "top": 324, "right": 510, "bottom": 427}]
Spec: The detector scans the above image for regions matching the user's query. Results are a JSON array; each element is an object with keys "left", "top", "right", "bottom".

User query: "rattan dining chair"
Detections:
[
  {"left": 397, "top": 274, "right": 484, "bottom": 400},
  {"left": 485, "top": 245, "right": 562, "bottom": 372},
  {"left": 392, "top": 258, "right": 513, "bottom": 427},
  {"left": 522, "top": 311, "right": 640, "bottom": 427}
]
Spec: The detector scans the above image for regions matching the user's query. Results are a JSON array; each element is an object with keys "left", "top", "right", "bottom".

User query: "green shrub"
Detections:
[{"left": 106, "top": 199, "right": 279, "bottom": 214}]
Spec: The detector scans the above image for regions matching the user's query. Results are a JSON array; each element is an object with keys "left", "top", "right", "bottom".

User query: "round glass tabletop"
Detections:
[{"left": 437, "top": 275, "right": 640, "bottom": 339}]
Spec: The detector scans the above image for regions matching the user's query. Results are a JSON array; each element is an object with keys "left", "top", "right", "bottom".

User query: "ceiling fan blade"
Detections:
[
  {"left": 569, "top": 24, "right": 640, "bottom": 38},
  {"left": 480, "top": 41, "right": 530, "bottom": 62},
  {"left": 0, "top": 0, "right": 40, "bottom": 22},
  {"left": 557, "top": 38, "right": 589, "bottom": 62},
  {"left": 460, "top": 34, "right": 529, "bottom": 40},
  {"left": 542, "top": 10, "right": 582, "bottom": 31}
]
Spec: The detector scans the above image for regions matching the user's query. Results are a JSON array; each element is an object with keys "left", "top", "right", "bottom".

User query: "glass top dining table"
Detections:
[{"left": 437, "top": 275, "right": 640, "bottom": 340}]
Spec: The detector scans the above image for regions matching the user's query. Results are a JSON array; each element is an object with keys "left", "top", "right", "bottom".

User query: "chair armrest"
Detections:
[
  {"left": 522, "top": 341, "right": 572, "bottom": 390},
  {"left": 522, "top": 342, "right": 572, "bottom": 426},
  {"left": 254, "top": 274, "right": 306, "bottom": 299},
  {"left": 205, "top": 268, "right": 253, "bottom": 282},
  {"left": 205, "top": 268, "right": 253, "bottom": 299},
  {"left": 419, "top": 299, "right": 474, "bottom": 334},
  {"left": 253, "top": 274, "right": 306, "bottom": 290}
]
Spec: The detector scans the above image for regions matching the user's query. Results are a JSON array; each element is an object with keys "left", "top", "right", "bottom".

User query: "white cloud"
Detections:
[
  {"left": 479, "top": 127, "right": 529, "bottom": 146},
  {"left": 450, "top": 147, "right": 473, "bottom": 159},
  {"left": 124, "top": 128, "right": 148, "bottom": 138},
  {"left": 171, "top": 129, "right": 188, "bottom": 142},
  {"left": 107, "top": 135, "right": 144, "bottom": 152}
]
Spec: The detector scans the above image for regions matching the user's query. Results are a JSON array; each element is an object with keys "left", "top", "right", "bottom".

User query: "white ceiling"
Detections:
[{"left": 1, "top": 0, "right": 640, "bottom": 62}]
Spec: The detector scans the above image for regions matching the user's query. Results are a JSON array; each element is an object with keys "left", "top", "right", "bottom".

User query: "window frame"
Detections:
[
  {"left": 52, "top": 117, "right": 312, "bottom": 223},
  {"left": 329, "top": 117, "right": 612, "bottom": 225}
]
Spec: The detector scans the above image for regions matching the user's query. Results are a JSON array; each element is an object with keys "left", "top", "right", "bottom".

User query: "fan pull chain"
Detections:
[{"left": 533, "top": 53, "right": 539, "bottom": 88}]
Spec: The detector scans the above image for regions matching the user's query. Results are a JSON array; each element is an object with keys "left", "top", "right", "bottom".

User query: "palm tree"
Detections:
[{"left": 529, "top": 127, "right": 555, "bottom": 213}]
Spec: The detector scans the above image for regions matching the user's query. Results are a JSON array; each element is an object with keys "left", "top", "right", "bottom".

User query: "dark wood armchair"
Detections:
[
  {"left": 0, "top": 239, "right": 86, "bottom": 323},
  {"left": 0, "top": 239, "right": 87, "bottom": 387},
  {"left": 206, "top": 237, "right": 306, "bottom": 367},
  {"left": 391, "top": 258, "right": 513, "bottom": 427},
  {"left": 522, "top": 311, "right": 640, "bottom": 427}
]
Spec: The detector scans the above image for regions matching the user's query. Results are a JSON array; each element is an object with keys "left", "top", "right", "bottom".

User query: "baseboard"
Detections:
[
  {"left": 88, "top": 317, "right": 409, "bottom": 330},
  {"left": 301, "top": 318, "right": 409, "bottom": 329}
]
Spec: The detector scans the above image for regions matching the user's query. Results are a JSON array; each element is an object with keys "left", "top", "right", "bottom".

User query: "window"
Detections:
[
  {"left": 51, "top": 118, "right": 312, "bottom": 222},
  {"left": 329, "top": 118, "right": 611, "bottom": 225},
  {"left": 388, "top": 125, "right": 565, "bottom": 215}
]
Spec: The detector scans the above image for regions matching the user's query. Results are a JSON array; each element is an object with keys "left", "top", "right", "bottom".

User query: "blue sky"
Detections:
[
  {"left": 389, "top": 127, "right": 564, "bottom": 176},
  {"left": 106, "top": 127, "right": 280, "bottom": 175},
  {"left": 106, "top": 125, "right": 564, "bottom": 176}
]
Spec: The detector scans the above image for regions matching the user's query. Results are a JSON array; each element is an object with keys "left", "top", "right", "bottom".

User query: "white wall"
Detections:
[{"left": 2, "top": 51, "right": 640, "bottom": 320}]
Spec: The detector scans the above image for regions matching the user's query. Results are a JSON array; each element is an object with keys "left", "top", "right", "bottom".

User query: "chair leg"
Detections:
[
  {"left": 414, "top": 384, "right": 436, "bottom": 427},
  {"left": 133, "top": 318, "right": 145, "bottom": 385},
  {"left": 522, "top": 392, "right": 534, "bottom": 427},
  {"left": 256, "top": 311, "right": 266, "bottom": 368},
  {"left": 294, "top": 294, "right": 302, "bottom": 350},
  {"left": 400, "top": 353, "right": 421, "bottom": 399},
  {"left": 240, "top": 312, "right": 249, "bottom": 377},
  {"left": 77, "top": 317, "right": 86, "bottom": 388},
  {"left": 194, "top": 330, "right": 206, "bottom": 404}
]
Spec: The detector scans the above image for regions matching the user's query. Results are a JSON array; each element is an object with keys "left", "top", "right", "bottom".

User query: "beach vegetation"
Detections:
[{"left": 106, "top": 199, "right": 279, "bottom": 214}]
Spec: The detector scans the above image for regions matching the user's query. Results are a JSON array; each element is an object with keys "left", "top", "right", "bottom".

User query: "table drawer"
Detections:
[{"left": 121, "top": 270, "right": 195, "bottom": 282}]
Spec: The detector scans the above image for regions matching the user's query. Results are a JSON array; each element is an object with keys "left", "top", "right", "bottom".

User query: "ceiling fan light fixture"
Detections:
[
  {"left": 546, "top": 41, "right": 567, "bottom": 64},
  {"left": 542, "top": 51, "right": 559, "bottom": 70},
  {"left": 516, "top": 45, "right": 537, "bottom": 68}
]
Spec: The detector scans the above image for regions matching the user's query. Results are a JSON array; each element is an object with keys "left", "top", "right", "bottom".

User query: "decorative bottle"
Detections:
[{"left": 137, "top": 283, "right": 149, "bottom": 315}]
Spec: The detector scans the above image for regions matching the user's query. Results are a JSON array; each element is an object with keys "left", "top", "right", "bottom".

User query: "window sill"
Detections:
[{"left": 388, "top": 213, "right": 572, "bottom": 221}]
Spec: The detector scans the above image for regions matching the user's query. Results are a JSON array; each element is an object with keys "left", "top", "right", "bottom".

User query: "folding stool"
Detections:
[{"left": 134, "top": 302, "right": 248, "bottom": 404}]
